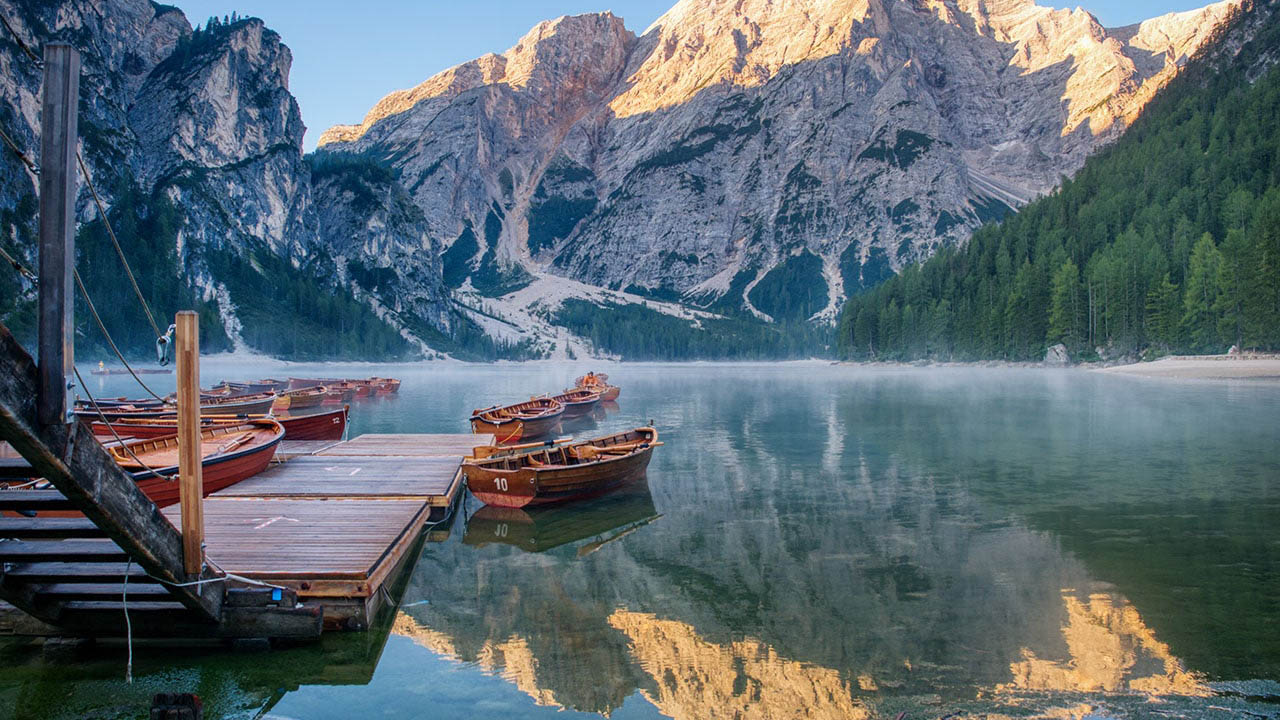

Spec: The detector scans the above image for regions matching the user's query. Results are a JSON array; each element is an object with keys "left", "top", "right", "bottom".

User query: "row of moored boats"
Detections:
[
  {"left": 463, "top": 373, "right": 662, "bottom": 510},
  {"left": 28, "top": 376, "right": 403, "bottom": 510}
]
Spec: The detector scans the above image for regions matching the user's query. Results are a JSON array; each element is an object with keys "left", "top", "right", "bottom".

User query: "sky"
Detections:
[{"left": 171, "top": 1, "right": 1221, "bottom": 151}]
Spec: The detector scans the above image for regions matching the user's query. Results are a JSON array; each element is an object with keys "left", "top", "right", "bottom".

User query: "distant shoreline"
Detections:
[
  {"left": 833, "top": 354, "right": 1280, "bottom": 381},
  {"left": 1096, "top": 355, "right": 1280, "bottom": 381}
]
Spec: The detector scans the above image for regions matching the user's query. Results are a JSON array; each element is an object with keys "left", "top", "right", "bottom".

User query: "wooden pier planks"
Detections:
[
  {"left": 163, "top": 498, "right": 426, "bottom": 580},
  {"left": 161, "top": 433, "right": 489, "bottom": 629},
  {"left": 318, "top": 433, "right": 489, "bottom": 458},
  {"left": 214, "top": 456, "right": 461, "bottom": 502}
]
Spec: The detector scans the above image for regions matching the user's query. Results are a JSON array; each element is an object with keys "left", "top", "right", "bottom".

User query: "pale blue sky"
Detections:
[{"left": 171, "top": 1, "right": 1218, "bottom": 150}]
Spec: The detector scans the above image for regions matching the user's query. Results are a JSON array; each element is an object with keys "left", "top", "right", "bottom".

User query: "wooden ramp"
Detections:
[
  {"left": 0, "top": 327, "right": 321, "bottom": 640},
  {"left": 164, "top": 433, "right": 492, "bottom": 630}
]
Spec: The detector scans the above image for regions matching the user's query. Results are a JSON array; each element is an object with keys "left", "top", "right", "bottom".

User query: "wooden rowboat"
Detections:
[
  {"left": 575, "top": 372, "right": 620, "bottom": 401},
  {"left": 371, "top": 377, "right": 401, "bottom": 394},
  {"left": 464, "top": 427, "right": 660, "bottom": 508},
  {"left": 470, "top": 398, "right": 564, "bottom": 444},
  {"left": 322, "top": 384, "right": 358, "bottom": 404},
  {"left": 90, "top": 367, "right": 172, "bottom": 376},
  {"left": 109, "top": 420, "right": 284, "bottom": 507},
  {"left": 75, "top": 391, "right": 278, "bottom": 421},
  {"left": 87, "top": 406, "right": 348, "bottom": 442},
  {"left": 275, "top": 385, "right": 327, "bottom": 411},
  {"left": 548, "top": 388, "right": 601, "bottom": 418}
]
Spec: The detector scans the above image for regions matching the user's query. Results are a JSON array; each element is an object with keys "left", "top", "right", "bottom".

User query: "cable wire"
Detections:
[
  {"left": 0, "top": 243, "right": 35, "bottom": 281},
  {"left": 72, "top": 269, "right": 173, "bottom": 405},
  {"left": 71, "top": 365, "right": 172, "bottom": 482},
  {"left": 0, "top": 14, "right": 40, "bottom": 66},
  {"left": 0, "top": 123, "right": 37, "bottom": 176},
  {"left": 76, "top": 152, "right": 162, "bottom": 339}
]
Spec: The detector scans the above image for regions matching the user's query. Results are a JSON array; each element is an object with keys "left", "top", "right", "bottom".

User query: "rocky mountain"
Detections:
[
  {"left": 0, "top": 0, "right": 455, "bottom": 360},
  {"left": 0, "top": 0, "right": 1248, "bottom": 360},
  {"left": 321, "top": 0, "right": 1241, "bottom": 335}
]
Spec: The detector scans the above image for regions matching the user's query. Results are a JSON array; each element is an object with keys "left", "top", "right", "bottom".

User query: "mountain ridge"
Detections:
[{"left": 318, "top": 0, "right": 1242, "bottom": 343}]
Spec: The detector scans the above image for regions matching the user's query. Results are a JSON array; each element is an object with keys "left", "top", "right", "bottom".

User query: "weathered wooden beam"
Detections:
[
  {"left": 36, "top": 43, "right": 79, "bottom": 427},
  {"left": 0, "top": 540, "right": 129, "bottom": 563},
  {"left": 0, "top": 517, "right": 104, "bottom": 538},
  {"left": 0, "top": 323, "right": 222, "bottom": 622},
  {"left": 34, "top": 603, "right": 323, "bottom": 639},
  {"left": 0, "top": 489, "right": 75, "bottom": 510},
  {"left": 2, "top": 562, "right": 154, "bottom": 584},
  {"left": 175, "top": 311, "right": 204, "bottom": 576}
]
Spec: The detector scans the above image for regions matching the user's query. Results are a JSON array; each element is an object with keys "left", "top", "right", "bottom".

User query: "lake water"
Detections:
[{"left": 3, "top": 363, "right": 1278, "bottom": 719}]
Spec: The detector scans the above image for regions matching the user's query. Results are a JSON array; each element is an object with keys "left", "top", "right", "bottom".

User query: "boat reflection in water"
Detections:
[{"left": 464, "top": 476, "right": 658, "bottom": 555}]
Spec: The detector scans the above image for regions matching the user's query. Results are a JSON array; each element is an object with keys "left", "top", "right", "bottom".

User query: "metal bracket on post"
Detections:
[{"left": 36, "top": 43, "right": 80, "bottom": 428}]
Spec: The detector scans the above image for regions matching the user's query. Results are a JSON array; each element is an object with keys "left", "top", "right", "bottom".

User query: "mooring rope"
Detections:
[
  {"left": 0, "top": 242, "right": 34, "bottom": 281},
  {"left": 122, "top": 558, "right": 133, "bottom": 683},
  {"left": 76, "top": 152, "right": 163, "bottom": 340},
  {"left": 71, "top": 365, "right": 171, "bottom": 482},
  {"left": 72, "top": 269, "right": 174, "bottom": 406},
  {"left": 0, "top": 123, "right": 37, "bottom": 176},
  {"left": 0, "top": 14, "right": 40, "bottom": 66}
]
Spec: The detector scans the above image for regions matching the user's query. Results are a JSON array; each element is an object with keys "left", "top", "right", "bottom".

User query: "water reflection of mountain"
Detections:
[{"left": 396, "top": 370, "right": 1220, "bottom": 716}]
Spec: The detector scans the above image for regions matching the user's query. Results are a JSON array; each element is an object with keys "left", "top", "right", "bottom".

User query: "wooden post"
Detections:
[
  {"left": 36, "top": 43, "right": 80, "bottom": 427},
  {"left": 175, "top": 311, "right": 203, "bottom": 576}
]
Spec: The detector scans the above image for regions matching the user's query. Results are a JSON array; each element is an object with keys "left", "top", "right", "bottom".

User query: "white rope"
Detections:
[{"left": 123, "top": 559, "right": 133, "bottom": 684}]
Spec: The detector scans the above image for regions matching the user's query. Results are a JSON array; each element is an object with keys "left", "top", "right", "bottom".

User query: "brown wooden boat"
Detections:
[
  {"left": 88, "top": 406, "right": 347, "bottom": 442},
  {"left": 75, "top": 391, "right": 278, "bottom": 421},
  {"left": 274, "top": 385, "right": 327, "bottom": 411},
  {"left": 322, "top": 384, "right": 358, "bottom": 404},
  {"left": 464, "top": 427, "right": 660, "bottom": 508},
  {"left": 575, "top": 372, "right": 620, "bottom": 401},
  {"left": 212, "top": 381, "right": 277, "bottom": 396},
  {"left": 371, "top": 377, "right": 401, "bottom": 394},
  {"left": 470, "top": 398, "right": 564, "bottom": 444},
  {"left": 109, "top": 420, "right": 284, "bottom": 507},
  {"left": 548, "top": 388, "right": 601, "bottom": 418}
]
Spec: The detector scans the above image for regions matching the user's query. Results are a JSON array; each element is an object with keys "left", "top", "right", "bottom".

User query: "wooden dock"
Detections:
[{"left": 162, "top": 434, "right": 489, "bottom": 630}]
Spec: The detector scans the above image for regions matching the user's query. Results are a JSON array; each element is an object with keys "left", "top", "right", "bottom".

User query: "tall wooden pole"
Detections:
[
  {"left": 37, "top": 43, "right": 80, "bottom": 427},
  {"left": 175, "top": 311, "right": 204, "bottom": 576}
]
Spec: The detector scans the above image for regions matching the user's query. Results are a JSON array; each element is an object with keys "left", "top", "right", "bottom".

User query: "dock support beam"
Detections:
[
  {"left": 36, "top": 43, "right": 80, "bottom": 427},
  {"left": 176, "top": 311, "right": 204, "bottom": 576}
]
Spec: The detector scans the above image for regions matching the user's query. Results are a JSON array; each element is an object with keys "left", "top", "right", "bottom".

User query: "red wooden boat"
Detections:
[
  {"left": 464, "top": 427, "right": 660, "bottom": 508},
  {"left": 88, "top": 406, "right": 347, "bottom": 442},
  {"left": 548, "top": 388, "right": 601, "bottom": 418},
  {"left": 109, "top": 420, "right": 284, "bottom": 507},
  {"left": 575, "top": 372, "right": 620, "bottom": 401},
  {"left": 75, "top": 391, "right": 278, "bottom": 421},
  {"left": 323, "top": 384, "right": 358, "bottom": 404},
  {"left": 470, "top": 398, "right": 564, "bottom": 444}
]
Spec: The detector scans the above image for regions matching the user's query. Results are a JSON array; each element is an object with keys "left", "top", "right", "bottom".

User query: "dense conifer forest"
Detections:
[{"left": 838, "top": 3, "right": 1280, "bottom": 362}]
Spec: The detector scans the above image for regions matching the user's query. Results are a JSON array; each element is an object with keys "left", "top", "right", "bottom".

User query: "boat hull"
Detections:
[
  {"left": 132, "top": 438, "right": 280, "bottom": 507},
  {"left": 76, "top": 394, "right": 277, "bottom": 421},
  {"left": 466, "top": 440, "right": 655, "bottom": 509},
  {"left": 89, "top": 407, "right": 347, "bottom": 442},
  {"left": 470, "top": 415, "right": 562, "bottom": 444}
]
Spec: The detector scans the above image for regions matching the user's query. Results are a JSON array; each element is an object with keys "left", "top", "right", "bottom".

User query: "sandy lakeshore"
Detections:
[{"left": 1099, "top": 356, "right": 1280, "bottom": 380}]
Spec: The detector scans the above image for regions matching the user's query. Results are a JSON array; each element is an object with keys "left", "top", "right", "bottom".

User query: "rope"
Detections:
[
  {"left": 0, "top": 243, "right": 35, "bottom": 281},
  {"left": 0, "top": 14, "right": 41, "bottom": 66},
  {"left": 72, "top": 269, "right": 173, "bottom": 405},
  {"left": 76, "top": 152, "right": 162, "bottom": 339},
  {"left": 0, "top": 123, "right": 36, "bottom": 176},
  {"left": 71, "top": 365, "right": 171, "bottom": 481},
  {"left": 122, "top": 558, "right": 133, "bottom": 684}
]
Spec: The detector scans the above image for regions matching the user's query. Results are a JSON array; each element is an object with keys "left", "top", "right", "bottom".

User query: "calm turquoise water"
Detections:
[{"left": 2, "top": 363, "right": 1279, "bottom": 719}]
